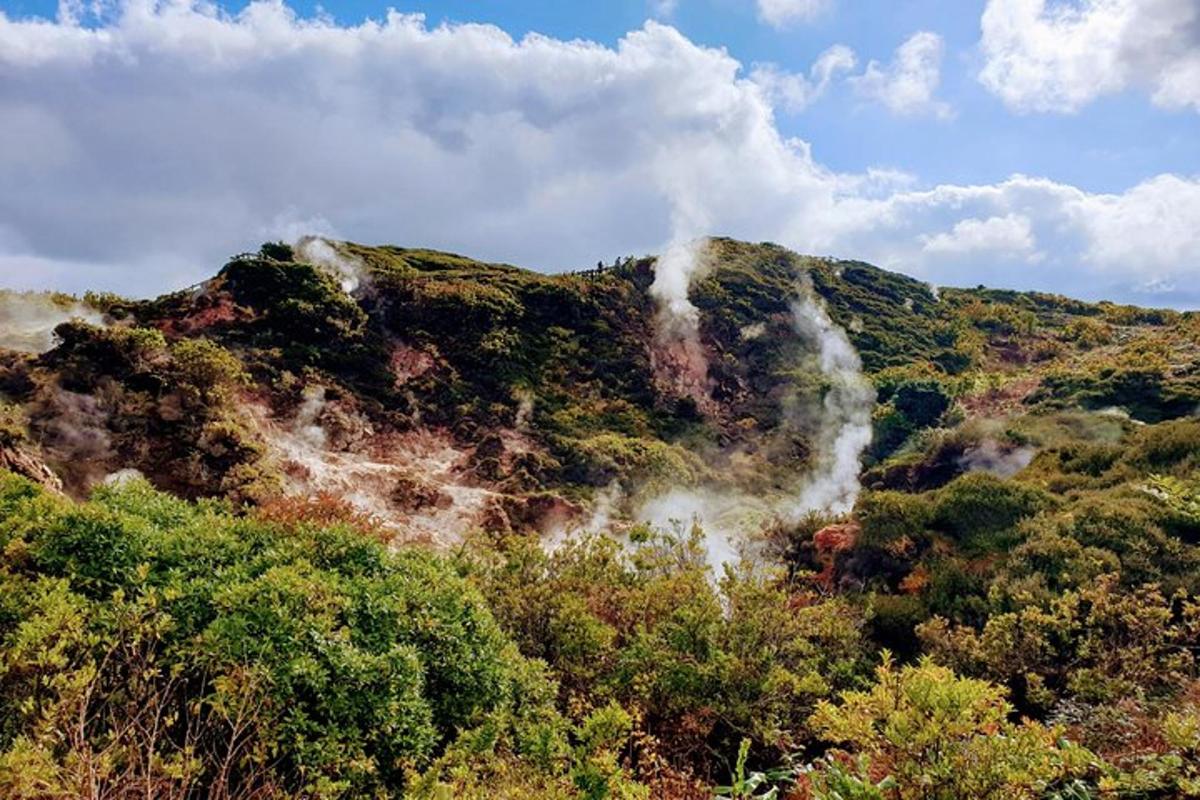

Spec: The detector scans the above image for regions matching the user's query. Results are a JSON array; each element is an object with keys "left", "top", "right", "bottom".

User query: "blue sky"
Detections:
[{"left": 0, "top": 0, "right": 1198, "bottom": 304}]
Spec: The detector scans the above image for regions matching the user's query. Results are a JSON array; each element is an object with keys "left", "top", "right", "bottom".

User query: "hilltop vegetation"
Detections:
[{"left": 1, "top": 238, "right": 1199, "bottom": 797}]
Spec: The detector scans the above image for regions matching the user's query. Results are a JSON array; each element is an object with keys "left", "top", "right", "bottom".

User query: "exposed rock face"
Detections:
[{"left": 0, "top": 443, "right": 62, "bottom": 492}]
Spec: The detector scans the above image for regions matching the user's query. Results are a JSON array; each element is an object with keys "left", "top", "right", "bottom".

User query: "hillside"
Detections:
[
  {"left": 1, "top": 238, "right": 1200, "bottom": 797},
  {"left": 4, "top": 238, "right": 1195, "bottom": 535}
]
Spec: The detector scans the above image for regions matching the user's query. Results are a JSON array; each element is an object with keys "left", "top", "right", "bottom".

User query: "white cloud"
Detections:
[
  {"left": 979, "top": 0, "right": 1200, "bottom": 113},
  {"left": 850, "top": 31, "right": 952, "bottom": 118},
  {"left": 0, "top": 2, "right": 1197, "bottom": 306},
  {"left": 750, "top": 44, "right": 856, "bottom": 113},
  {"left": 756, "top": 0, "right": 833, "bottom": 29},
  {"left": 921, "top": 213, "right": 1039, "bottom": 259},
  {"left": 650, "top": 0, "right": 678, "bottom": 19},
  {"left": 825, "top": 173, "right": 1200, "bottom": 301},
  {"left": 1068, "top": 173, "right": 1200, "bottom": 270}
]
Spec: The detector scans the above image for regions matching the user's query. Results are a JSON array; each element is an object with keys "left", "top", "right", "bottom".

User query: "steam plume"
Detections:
[
  {"left": 633, "top": 277, "right": 875, "bottom": 572},
  {"left": 786, "top": 284, "right": 875, "bottom": 517},
  {"left": 294, "top": 386, "right": 329, "bottom": 449},
  {"left": 958, "top": 439, "right": 1035, "bottom": 478},
  {"left": 648, "top": 238, "right": 715, "bottom": 406},
  {"left": 545, "top": 482, "right": 625, "bottom": 552},
  {"left": 39, "top": 390, "right": 114, "bottom": 492},
  {"left": 0, "top": 293, "right": 104, "bottom": 353},
  {"left": 649, "top": 238, "right": 711, "bottom": 338},
  {"left": 637, "top": 488, "right": 771, "bottom": 575},
  {"left": 295, "top": 236, "right": 368, "bottom": 293}
]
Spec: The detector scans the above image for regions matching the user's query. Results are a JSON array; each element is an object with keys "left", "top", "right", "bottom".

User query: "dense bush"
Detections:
[
  {"left": 220, "top": 257, "right": 367, "bottom": 346},
  {"left": 918, "top": 575, "right": 1199, "bottom": 713},
  {"left": 804, "top": 655, "right": 1098, "bottom": 799},
  {"left": 931, "top": 472, "right": 1051, "bottom": 550},
  {"left": 466, "top": 528, "right": 870, "bottom": 784},
  {"left": 855, "top": 490, "right": 934, "bottom": 550},
  {"left": 868, "top": 379, "right": 953, "bottom": 460},
  {"left": 0, "top": 473, "right": 563, "bottom": 798}
]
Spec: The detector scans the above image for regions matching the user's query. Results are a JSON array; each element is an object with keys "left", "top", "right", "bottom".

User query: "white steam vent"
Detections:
[
  {"left": 786, "top": 285, "right": 875, "bottom": 517},
  {"left": 633, "top": 270, "right": 875, "bottom": 573},
  {"left": 295, "top": 236, "right": 368, "bottom": 294},
  {"left": 0, "top": 293, "right": 105, "bottom": 353},
  {"left": 648, "top": 238, "right": 716, "bottom": 409},
  {"left": 649, "top": 238, "right": 712, "bottom": 338}
]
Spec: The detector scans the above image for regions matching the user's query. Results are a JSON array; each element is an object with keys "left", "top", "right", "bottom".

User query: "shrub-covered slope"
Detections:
[
  {"left": 4, "top": 237, "right": 1196, "bottom": 527},
  {"left": 2, "top": 238, "right": 1200, "bottom": 797}
]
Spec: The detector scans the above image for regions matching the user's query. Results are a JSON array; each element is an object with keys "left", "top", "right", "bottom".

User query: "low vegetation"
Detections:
[{"left": 2, "top": 238, "right": 1199, "bottom": 796}]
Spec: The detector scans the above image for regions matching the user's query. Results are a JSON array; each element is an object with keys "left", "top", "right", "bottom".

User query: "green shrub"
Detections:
[
  {"left": 918, "top": 576, "right": 1198, "bottom": 713},
  {"left": 1126, "top": 418, "right": 1200, "bottom": 472},
  {"left": 0, "top": 402, "right": 27, "bottom": 447},
  {"left": 932, "top": 473, "right": 1052, "bottom": 550},
  {"left": 467, "top": 530, "right": 869, "bottom": 773},
  {"left": 806, "top": 655, "right": 1098, "bottom": 800},
  {"left": 0, "top": 474, "right": 561, "bottom": 797},
  {"left": 220, "top": 257, "right": 367, "bottom": 345},
  {"left": 892, "top": 381, "right": 951, "bottom": 429},
  {"left": 856, "top": 491, "right": 934, "bottom": 550}
]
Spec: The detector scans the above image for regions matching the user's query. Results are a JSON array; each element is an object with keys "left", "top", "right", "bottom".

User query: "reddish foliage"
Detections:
[
  {"left": 813, "top": 522, "right": 859, "bottom": 554},
  {"left": 957, "top": 375, "right": 1040, "bottom": 417},
  {"left": 899, "top": 565, "right": 931, "bottom": 594},
  {"left": 254, "top": 492, "right": 388, "bottom": 542},
  {"left": 643, "top": 770, "right": 711, "bottom": 800},
  {"left": 389, "top": 342, "right": 435, "bottom": 386},
  {"left": 811, "top": 521, "right": 860, "bottom": 591},
  {"left": 157, "top": 291, "right": 249, "bottom": 336}
]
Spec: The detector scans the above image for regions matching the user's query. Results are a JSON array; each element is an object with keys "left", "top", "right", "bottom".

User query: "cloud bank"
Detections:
[
  {"left": 0, "top": 1, "right": 1197, "bottom": 306},
  {"left": 980, "top": 0, "right": 1200, "bottom": 113}
]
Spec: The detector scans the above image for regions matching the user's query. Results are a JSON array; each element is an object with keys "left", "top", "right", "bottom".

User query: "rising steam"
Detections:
[
  {"left": 295, "top": 236, "right": 368, "bottom": 293},
  {"left": 958, "top": 439, "right": 1035, "bottom": 478},
  {"left": 632, "top": 274, "right": 875, "bottom": 573},
  {"left": 649, "top": 238, "right": 712, "bottom": 338},
  {"left": 0, "top": 293, "right": 104, "bottom": 353},
  {"left": 637, "top": 487, "right": 772, "bottom": 574},
  {"left": 648, "top": 238, "right": 715, "bottom": 407},
  {"left": 786, "top": 285, "right": 875, "bottom": 517}
]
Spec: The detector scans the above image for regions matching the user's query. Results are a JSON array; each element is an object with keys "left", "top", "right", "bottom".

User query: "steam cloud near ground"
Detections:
[
  {"left": 295, "top": 236, "right": 369, "bottom": 294},
  {"left": 648, "top": 238, "right": 717, "bottom": 408},
  {"left": 635, "top": 257, "right": 876, "bottom": 572},
  {"left": 0, "top": 293, "right": 104, "bottom": 353},
  {"left": 958, "top": 439, "right": 1036, "bottom": 478}
]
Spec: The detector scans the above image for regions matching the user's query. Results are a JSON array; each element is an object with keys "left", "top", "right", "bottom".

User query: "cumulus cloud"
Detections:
[
  {"left": 751, "top": 44, "right": 856, "bottom": 113},
  {"left": 829, "top": 173, "right": 1200, "bottom": 300},
  {"left": 921, "top": 213, "right": 1040, "bottom": 260},
  {"left": 849, "top": 31, "right": 952, "bottom": 118},
  {"left": 0, "top": 1, "right": 1197, "bottom": 306},
  {"left": 1068, "top": 173, "right": 1200, "bottom": 269},
  {"left": 756, "top": 0, "right": 834, "bottom": 28},
  {"left": 979, "top": 0, "right": 1200, "bottom": 113}
]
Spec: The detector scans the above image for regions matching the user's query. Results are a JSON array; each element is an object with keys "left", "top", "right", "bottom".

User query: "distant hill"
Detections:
[
  {"left": 3, "top": 237, "right": 1200, "bottom": 797},
  {"left": 1, "top": 237, "right": 1197, "bottom": 542}
]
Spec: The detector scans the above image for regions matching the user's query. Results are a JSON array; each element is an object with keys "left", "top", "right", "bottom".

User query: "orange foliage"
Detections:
[
  {"left": 254, "top": 492, "right": 389, "bottom": 542},
  {"left": 811, "top": 521, "right": 860, "bottom": 591},
  {"left": 899, "top": 565, "right": 930, "bottom": 594}
]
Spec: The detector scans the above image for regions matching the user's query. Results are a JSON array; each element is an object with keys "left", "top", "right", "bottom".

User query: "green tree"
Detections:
[{"left": 807, "top": 655, "right": 1096, "bottom": 800}]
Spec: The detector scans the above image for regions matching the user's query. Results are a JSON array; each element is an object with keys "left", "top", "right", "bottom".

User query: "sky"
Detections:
[{"left": 0, "top": 0, "right": 1198, "bottom": 306}]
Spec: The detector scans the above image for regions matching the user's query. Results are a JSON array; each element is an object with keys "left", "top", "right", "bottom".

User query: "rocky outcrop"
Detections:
[{"left": 0, "top": 443, "right": 62, "bottom": 492}]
